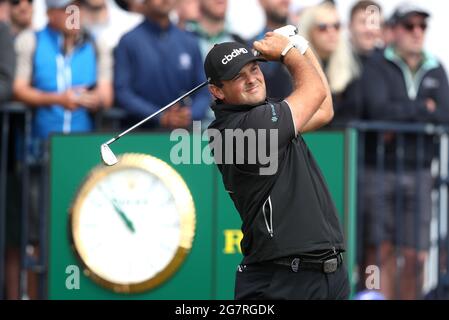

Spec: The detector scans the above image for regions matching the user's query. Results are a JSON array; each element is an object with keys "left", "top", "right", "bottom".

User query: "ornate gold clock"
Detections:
[{"left": 69, "top": 153, "right": 196, "bottom": 293}]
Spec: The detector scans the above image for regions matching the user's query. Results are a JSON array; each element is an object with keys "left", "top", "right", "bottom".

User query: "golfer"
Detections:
[{"left": 205, "top": 31, "right": 349, "bottom": 299}]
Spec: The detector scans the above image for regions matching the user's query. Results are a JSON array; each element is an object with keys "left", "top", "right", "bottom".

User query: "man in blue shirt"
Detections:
[{"left": 114, "top": 0, "right": 210, "bottom": 129}]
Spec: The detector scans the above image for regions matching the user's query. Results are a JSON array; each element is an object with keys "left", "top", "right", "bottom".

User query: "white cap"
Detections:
[{"left": 391, "top": 2, "right": 430, "bottom": 25}]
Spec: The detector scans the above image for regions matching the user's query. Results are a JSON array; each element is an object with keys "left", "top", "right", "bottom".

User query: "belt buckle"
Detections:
[
  {"left": 323, "top": 258, "right": 338, "bottom": 273},
  {"left": 291, "top": 258, "right": 300, "bottom": 273}
]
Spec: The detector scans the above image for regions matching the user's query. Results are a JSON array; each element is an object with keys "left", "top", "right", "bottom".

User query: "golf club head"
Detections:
[{"left": 101, "top": 143, "right": 118, "bottom": 166}]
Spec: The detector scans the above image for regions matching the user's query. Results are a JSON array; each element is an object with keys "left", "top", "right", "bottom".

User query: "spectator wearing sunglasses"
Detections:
[
  {"left": 298, "top": 1, "right": 360, "bottom": 124},
  {"left": 321, "top": 0, "right": 386, "bottom": 124},
  {"left": 361, "top": 2, "right": 449, "bottom": 300},
  {"left": 8, "top": 0, "right": 32, "bottom": 37}
]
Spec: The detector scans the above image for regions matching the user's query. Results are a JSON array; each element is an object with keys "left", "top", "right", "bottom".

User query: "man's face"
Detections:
[
  {"left": 200, "top": 0, "right": 226, "bottom": 21},
  {"left": 10, "top": 0, "right": 33, "bottom": 29},
  {"left": 212, "top": 62, "right": 266, "bottom": 106},
  {"left": 80, "top": 0, "right": 108, "bottom": 26},
  {"left": 350, "top": 8, "right": 382, "bottom": 54},
  {"left": 144, "top": 0, "right": 176, "bottom": 18},
  {"left": 176, "top": 0, "right": 200, "bottom": 23},
  {"left": 47, "top": 2, "right": 81, "bottom": 36},
  {"left": 259, "top": 0, "right": 290, "bottom": 26},
  {"left": 393, "top": 14, "right": 427, "bottom": 55}
]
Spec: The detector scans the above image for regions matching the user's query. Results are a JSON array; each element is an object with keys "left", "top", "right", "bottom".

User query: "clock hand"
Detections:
[
  {"left": 110, "top": 198, "right": 136, "bottom": 233},
  {"left": 98, "top": 186, "right": 135, "bottom": 233}
]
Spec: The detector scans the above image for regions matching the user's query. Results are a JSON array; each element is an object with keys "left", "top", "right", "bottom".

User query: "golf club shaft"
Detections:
[{"left": 105, "top": 80, "right": 210, "bottom": 145}]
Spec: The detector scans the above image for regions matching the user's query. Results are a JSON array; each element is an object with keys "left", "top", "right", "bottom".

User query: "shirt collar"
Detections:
[
  {"left": 185, "top": 21, "right": 230, "bottom": 40},
  {"left": 384, "top": 45, "right": 439, "bottom": 73},
  {"left": 45, "top": 24, "right": 92, "bottom": 54},
  {"left": 143, "top": 18, "right": 174, "bottom": 34},
  {"left": 211, "top": 99, "right": 268, "bottom": 119}
]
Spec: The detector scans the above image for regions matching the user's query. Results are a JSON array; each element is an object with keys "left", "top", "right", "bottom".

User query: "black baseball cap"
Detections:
[
  {"left": 390, "top": 2, "right": 430, "bottom": 25},
  {"left": 204, "top": 42, "right": 265, "bottom": 84}
]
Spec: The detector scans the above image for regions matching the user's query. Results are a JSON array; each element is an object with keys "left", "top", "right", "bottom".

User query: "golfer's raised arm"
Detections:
[
  {"left": 253, "top": 32, "right": 328, "bottom": 134},
  {"left": 299, "top": 48, "right": 334, "bottom": 133}
]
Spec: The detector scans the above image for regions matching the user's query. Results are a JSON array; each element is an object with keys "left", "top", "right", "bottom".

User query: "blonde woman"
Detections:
[{"left": 299, "top": 2, "right": 362, "bottom": 122}]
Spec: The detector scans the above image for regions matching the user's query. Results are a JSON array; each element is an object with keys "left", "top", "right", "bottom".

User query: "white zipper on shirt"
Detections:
[
  {"left": 57, "top": 50, "right": 72, "bottom": 134},
  {"left": 64, "top": 55, "right": 72, "bottom": 133},
  {"left": 262, "top": 196, "right": 274, "bottom": 238},
  {"left": 63, "top": 110, "right": 71, "bottom": 133}
]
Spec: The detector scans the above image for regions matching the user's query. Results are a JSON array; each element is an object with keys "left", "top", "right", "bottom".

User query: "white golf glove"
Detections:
[
  {"left": 273, "top": 25, "right": 309, "bottom": 55},
  {"left": 273, "top": 25, "right": 297, "bottom": 37}
]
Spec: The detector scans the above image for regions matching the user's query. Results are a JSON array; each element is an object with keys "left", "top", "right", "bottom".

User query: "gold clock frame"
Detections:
[{"left": 69, "top": 153, "right": 196, "bottom": 294}]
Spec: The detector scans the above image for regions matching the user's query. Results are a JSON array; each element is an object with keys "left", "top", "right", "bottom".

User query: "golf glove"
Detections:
[
  {"left": 273, "top": 25, "right": 297, "bottom": 37},
  {"left": 274, "top": 25, "right": 309, "bottom": 55}
]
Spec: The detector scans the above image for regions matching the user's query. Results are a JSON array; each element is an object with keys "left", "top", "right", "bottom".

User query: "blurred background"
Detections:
[{"left": 27, "top": 0, "right": 449, "bottom": 70}]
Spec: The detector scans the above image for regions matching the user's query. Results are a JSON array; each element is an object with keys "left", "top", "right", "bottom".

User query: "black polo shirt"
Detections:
[{"left": 208, "top": 99, "right": 345, "bottom": 264}]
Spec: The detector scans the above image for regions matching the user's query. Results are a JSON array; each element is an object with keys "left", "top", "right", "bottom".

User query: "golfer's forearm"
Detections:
[
  {"left": 304, "top": 49, "right": 332, "bottom": 115},
  {"left": 299, "top": 48, "right": 334, "bottom": 133},
  {"left": 284, "top": 48, "right": 326, "bottom": 132}
]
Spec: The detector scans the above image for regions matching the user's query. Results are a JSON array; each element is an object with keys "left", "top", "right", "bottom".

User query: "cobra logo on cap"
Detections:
[{"left": 221, "top": 48, "right": 248, "bottom": 65}]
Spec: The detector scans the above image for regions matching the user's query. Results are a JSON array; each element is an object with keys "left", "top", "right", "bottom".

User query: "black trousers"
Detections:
[{"left": 234, "top": 261, "right": 350, "bottom": 300}]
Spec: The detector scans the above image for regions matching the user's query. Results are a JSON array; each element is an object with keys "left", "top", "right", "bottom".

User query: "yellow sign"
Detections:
[{"left": 223, "top": 230, "right": 243, "bottom": 254}]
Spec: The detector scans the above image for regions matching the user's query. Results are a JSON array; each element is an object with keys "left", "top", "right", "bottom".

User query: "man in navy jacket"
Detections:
[
  {"left": 361, "top": 3, "right": 449, "bottom": 299},
  {"left": 114, "top": 0, "right": 210, "bottom": 129}
]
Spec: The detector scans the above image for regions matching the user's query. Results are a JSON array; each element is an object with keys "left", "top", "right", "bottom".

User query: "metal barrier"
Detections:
[
  {"left": 345, "top": 121, "right": 449, "bottom": 299},
  {"left": 0, "top": 102, "right": 32, "bottom": 300},
  {"left": 2, "top": 104, "right": 449, "bottom": 299},
  {"left": 0, "top": 104, "right": 126, "bottom": 300}
]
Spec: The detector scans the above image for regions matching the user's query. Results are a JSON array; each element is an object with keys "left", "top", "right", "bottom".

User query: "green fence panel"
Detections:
[
  {"left": 49, "top": 133, "right": 214, "bottom": 299},
  {"left": 48, "top": 130, "right": 356, "bottom": 299}
]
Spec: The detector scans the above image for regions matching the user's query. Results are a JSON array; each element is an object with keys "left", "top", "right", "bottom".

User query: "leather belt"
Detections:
[{"left": 270, "top": 253, "right": 343, "bottom": 274}]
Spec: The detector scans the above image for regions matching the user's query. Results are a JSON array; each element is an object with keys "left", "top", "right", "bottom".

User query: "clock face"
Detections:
[{"left": 70, "top": 153, "right": 195, "bottom": 293}]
